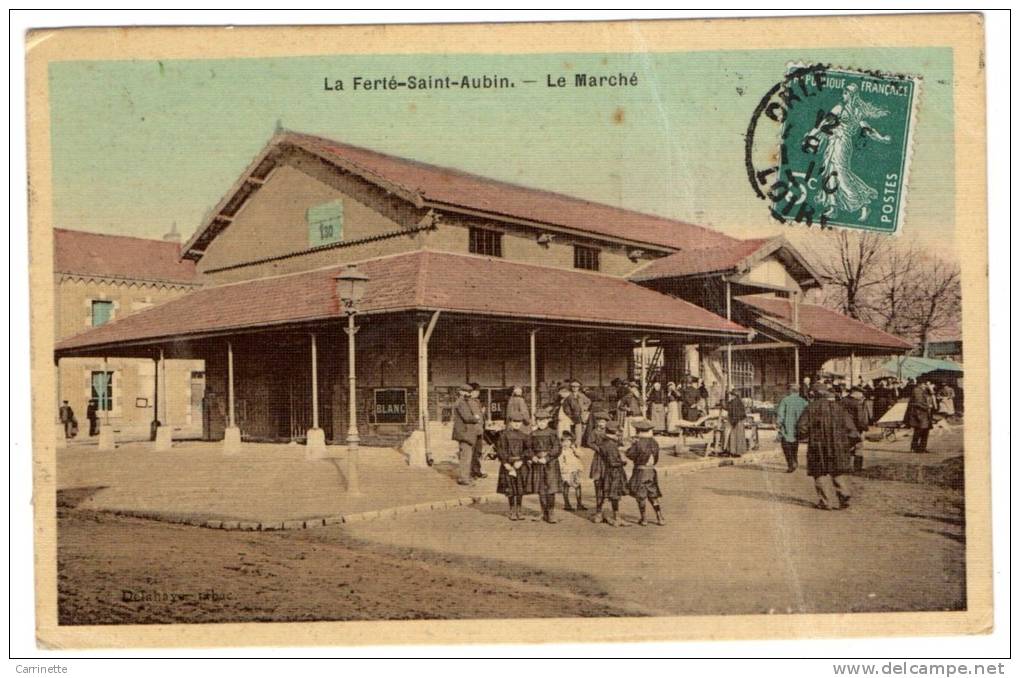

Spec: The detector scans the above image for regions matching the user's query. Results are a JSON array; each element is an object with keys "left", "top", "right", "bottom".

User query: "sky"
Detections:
[{"left": 48, "top": 47, "right": 954, "bottom": 255}]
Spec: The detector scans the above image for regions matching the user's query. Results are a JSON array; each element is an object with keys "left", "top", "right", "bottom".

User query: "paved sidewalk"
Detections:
[
  {"left": 56, "top": 437, "right": 779, "bottom": 530},
  {"left": 56, "top": 420, "right": 962, "bottom": 531}
]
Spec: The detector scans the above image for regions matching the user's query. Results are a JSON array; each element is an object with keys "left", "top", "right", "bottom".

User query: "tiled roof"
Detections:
[
  {"left": 56, "top": 251, "right": 748, "bottom": 353},
  {"left": 184, "top": 131, "right": 739, "bottom": 259},
  {"left": 629, "top": 238, "right": 773, "bottom": 282},
  {"left": 55, "top": 228, "right": 197, "bottom": 284},
  {"left": 736, "top": 294, "right": 913, "bottom": 351}
]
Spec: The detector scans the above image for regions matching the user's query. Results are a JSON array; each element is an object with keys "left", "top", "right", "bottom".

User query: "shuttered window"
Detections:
[
  {"left": 91, "top": 300, "right": 113, "bottom": 327},
  {"left": 573, "top": 245, "right": 600, "bottom": 271},
  {"left": 469, "top": 227, "right": 502, "bottom": 257},
  {"left": 91, "top": 371, "right": 114, "bottom": 411}
]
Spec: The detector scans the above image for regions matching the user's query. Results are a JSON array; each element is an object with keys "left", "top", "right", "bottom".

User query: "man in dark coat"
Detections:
[
  {"left": 468, "top": 383, "right": 488, "bottom": 479},
  {"left": 451, "top": 384, "right": 483, "bottom": 485},
  {"left": 842, "top": 386, "right": 870, "bottom": 472},
  {"left": 86, "top": 398, "right": 99, "bottom": 437},
  {"left": 905, "top": 379, "right": 936, "bottom": 453},
  {"left": 797, "top": 383, "right": 861, "bottom": 510},
  {"left": 59, "top": 400, "right": 76, "bottom": 439}
]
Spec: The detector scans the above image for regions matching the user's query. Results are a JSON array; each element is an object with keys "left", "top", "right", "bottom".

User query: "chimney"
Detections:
[{"left": 162, "top": 221, "right": 181, "bottom": 243}]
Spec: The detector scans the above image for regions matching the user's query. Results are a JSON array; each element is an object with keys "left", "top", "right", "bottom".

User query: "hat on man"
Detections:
[
  {"left": 560, "top": 430, "right": 575, "bottom": 440},
  {"left": 849, "top": 385, "right": 864, "bottom": 395},
  {"left": 811, "top": 382, "right": 831, "bottom": 396},
  {"left": 469, "top": 382, "right": 481, "bottom": 391},
  {"left": 632, "top": 419, "right": 654, "bottom": 432},
  {"left": 604, "top": 420, "right": 620, "bottom": 434},
  {"left": 592, "top": 411, "right": 611, "bottom": 421},
  {"left": 570, "top": 379, "right": 581, "bottom": 386},
  {"left": 458, "top": 383, "right": 472, "bottom": 394},
  {"left": 534, "top": 406, "right": 553, "bottom": 420}
]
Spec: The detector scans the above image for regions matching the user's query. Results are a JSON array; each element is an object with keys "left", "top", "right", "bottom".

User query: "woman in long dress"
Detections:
[
  {"left": 807, "top": 83, "right": 892, "bottom": 222},
  {"left": 724, "top": 389, "right": 747, "bottom": 458}
]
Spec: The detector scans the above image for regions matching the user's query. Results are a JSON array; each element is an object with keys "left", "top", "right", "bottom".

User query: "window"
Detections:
[
  {"left": 307, "top": 199, "right": 344, "bottom": 247},
  {"left": 469, "top": 227, "right": 502, "bottom": 257},
  {"left": 573, "top": 245, "right": 601, "bottom": 271},
  {"left": 91, "top": 371, "right": 114, "bottom": 411},
  {"left": 732, "top": 358, "right": 755, "bottom": 400},
  {"left": 91, "top": 300, "right": 113, "bottom": 327}
]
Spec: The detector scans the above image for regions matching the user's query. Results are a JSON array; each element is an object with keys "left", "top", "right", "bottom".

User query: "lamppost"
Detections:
[{"left": 336, "top": 265, "right": 369, "bottom": 495}]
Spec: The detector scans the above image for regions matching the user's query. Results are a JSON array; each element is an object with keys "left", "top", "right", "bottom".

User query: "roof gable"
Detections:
[
  {"left": 628, "top": 235, "right": 823, "bottom": 289},
  {"left": 183, "top": 131, "right": 738, "bottom": 261}
]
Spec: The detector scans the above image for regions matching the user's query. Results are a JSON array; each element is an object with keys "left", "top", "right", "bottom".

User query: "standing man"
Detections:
[
  {"left": 59, "top": 400, "right": 76, "bottom": 439},
  {"left": 776, "top": 383, "right": 808, "bottom": 473},
  {"left": 468, "top": 384, "right": 488, "bottom": 479},
  {"left": 619, "top": 381, "right": 643, "bottom": 440},
  {"left": 842, "top": 386, "right": 870, "bottom": 472},
  {"left": 564, "top": 380, "right": 590, "bottom": 448},
  {"left": 905, "top": 378, "right": 936, "bottom": 453},
  {"left": 451, "top": 384, "right": 483, "bottom": 486},
  {"left": 797, "top": 383, "right": 860, "bottom": 510}
]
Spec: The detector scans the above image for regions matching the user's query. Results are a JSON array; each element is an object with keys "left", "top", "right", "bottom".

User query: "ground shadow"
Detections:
[
  {"left": 56, "top": 486, "right": 108, "bottom": 508},
  {"left": 706, "top": 486, "right": 819, "bottom": 509},
  {"left": 920, "top": 528, "right": 966, "bottom": 545},
  {"left": 900, "top": 512, "right": 965, "bottom": 527}
]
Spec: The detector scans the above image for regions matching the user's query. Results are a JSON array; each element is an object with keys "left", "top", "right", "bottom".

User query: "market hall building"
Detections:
[{"left": 54, "top": 131, "right": 912, "bottom": 458}]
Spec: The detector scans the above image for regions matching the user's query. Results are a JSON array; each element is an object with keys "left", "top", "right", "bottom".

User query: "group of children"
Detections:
[{"left": 493, "top": 406, "right": 665, "bottom": 527}]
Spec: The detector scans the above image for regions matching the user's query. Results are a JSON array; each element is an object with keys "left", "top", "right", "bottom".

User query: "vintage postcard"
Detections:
[{"left": 27, "top": 14, "right": 990, "bottom": 649}]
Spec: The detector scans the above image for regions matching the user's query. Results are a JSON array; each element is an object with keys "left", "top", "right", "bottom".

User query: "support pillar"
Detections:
[
  {"left": 849, "top": 351, "right": 856, "bottom": 387},
  {"left": 529, "top": 329, "right": 538, "bottom": 417},
  {"left": 154, "top": 348, "right": 173, "bottom": 451},
  {"left": 223, "top": 340, "right": 241, "bottom": 455},
  {"left": 725, "top": 280, "right": 733, "bottom": 400},
  {"left": 793, "top": 345, "right": 801, "bottom": 387},
  {"left": 639, "top": 336, "right": 648, "bottom": 412},
  {"left": 97, "top": 356, "right": 115, "bottom": 451},
  {"left": 404, "top": 312, "right": 440, "bottom": 467},
  {"left": 305, "top": 333, "right": 326, "bottom": 459}
]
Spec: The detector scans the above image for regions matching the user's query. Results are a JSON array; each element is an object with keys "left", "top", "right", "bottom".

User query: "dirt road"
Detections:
[{"left": 57, "top": 458, "right": 965, "bottom": 624}]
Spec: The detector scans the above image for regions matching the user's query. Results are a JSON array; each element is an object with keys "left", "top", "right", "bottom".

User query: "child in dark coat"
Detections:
[
  {"left": 528, "top": 407, "right": 563, "bottom": 524},
  {"left": 594, "top": 420, "right": 630, "bottom": 527},
  {"left": 496, "top": 413, "right": 530, "bottom": 520},
  {"left": 627, "top": 419, "right": 664, "bottom": 526}
]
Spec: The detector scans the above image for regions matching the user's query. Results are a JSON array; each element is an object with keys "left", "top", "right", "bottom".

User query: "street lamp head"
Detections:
[{"left": 335, "top": 265, "right": 370, "bottom": 314}]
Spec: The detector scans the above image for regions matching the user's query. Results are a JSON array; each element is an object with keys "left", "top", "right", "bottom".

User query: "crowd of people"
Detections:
[
  {"left": 451, "top": 370, "right": 959, "bottom": 519},
  {"left": 451, "top": 381, "right": 665, "bottom": 526}
]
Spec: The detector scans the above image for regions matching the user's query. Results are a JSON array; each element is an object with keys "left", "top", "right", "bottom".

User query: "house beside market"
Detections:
[{"left": 54, "top": 227, "right": 204, "bottom": 441}]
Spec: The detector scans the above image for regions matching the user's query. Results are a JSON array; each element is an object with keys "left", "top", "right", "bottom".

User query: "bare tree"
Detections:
[
  {"left": 868, "top": 242, "right": 922, "bottom": 336},
  {"left": 805, "top": 232, "right": 962, "bottom": 355},
  {"left": 806, "top": 231, "right": 892, "bottom": 321},
  {"left": 906, "top": 257, "right": 961, "bottom": 354}
]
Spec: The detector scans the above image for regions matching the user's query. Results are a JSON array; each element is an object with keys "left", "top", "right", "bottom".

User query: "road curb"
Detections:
[{"left": 86, "top": 448, "right": 781, "bottom": 532}]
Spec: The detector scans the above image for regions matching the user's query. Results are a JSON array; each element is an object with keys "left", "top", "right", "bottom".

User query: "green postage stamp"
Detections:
[{"left": 758, "top": 65, "right": 921, "bottom": 234}]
